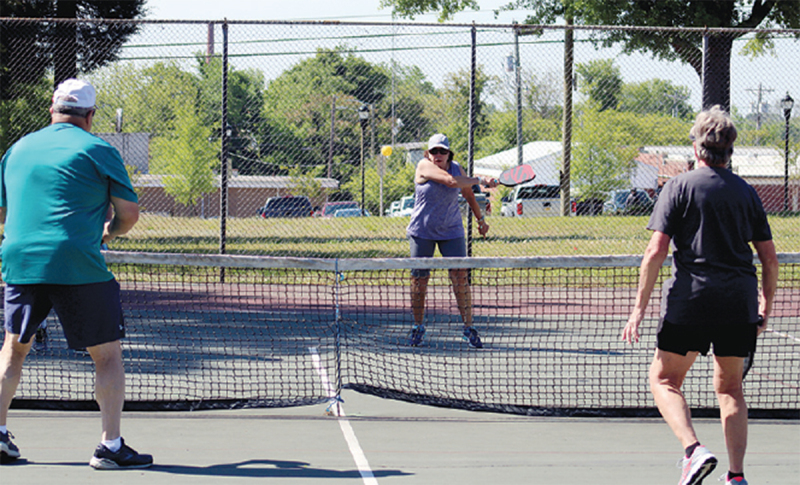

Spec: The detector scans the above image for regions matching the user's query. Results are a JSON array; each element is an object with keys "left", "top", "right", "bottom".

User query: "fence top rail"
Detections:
[
  {"left": 1, "top": 17, "right": 799, "bottom": 35},
  {"left": 102, "top": 251, "right": 800, "bottom": 271}
]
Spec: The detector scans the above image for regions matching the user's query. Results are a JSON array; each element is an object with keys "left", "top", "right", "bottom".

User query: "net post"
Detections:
[{"left": 333, "top": 259, "right": 343, "bottom": 413}]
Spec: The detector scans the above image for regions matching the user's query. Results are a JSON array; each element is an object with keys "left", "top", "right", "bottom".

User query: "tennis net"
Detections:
[{"left": 8, "top": 252, "right": 800, "bottom": 418}]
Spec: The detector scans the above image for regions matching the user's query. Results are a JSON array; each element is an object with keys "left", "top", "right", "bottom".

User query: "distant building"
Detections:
[
  {"left": 133, "top": 174, "right": 339, "bottom": 218},
  {"left": 96, "top": 133, "right": 150, "bottom": 173},
  {"left": 639, "top": 146, "right": 798, "bottom": 212}
]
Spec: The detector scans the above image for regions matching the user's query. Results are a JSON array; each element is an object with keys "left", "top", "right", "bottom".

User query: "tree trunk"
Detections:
[{"left": 701, "top": 33, "right": 733, "bottom": 112}]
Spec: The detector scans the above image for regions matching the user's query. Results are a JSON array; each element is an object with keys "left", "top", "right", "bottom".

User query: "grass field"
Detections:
[{"left": 110, "top": 213, "right": 800, "bottom": 258}]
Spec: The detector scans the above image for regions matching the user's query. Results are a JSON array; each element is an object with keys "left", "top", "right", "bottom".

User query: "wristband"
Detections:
[{"left": 477, "top": 217, "right": 485, "bottom": 224}]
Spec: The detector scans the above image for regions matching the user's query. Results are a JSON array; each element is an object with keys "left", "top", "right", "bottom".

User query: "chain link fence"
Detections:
[{"left": 1, "top": 19, "right": 798, "bottom": 257}]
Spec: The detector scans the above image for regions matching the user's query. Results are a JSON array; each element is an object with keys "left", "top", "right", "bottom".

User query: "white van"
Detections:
[{"left": 501, "top": 184, "right": 574, "bottom": 217}]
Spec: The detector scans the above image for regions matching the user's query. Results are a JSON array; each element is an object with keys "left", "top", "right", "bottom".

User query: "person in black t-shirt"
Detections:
[{"left": 621, "top": 106, "right": 779, "bottom": 485}]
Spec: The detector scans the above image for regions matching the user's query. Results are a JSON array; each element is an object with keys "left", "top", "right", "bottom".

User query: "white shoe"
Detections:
[{"left": 678, "top": 445, "right": 717, "bottom": 485}]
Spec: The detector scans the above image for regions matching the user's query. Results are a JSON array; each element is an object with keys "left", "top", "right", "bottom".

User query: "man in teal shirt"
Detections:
[{"left": 0, "top": 79, "right": 151, "bottom": 469}]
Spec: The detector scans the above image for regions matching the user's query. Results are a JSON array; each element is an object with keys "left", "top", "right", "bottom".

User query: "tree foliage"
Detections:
[
  {"left": 262, "top": 48, "right": 392, "bottom": 177},
  {"left": 0, "top": 1, "right": 146, "bottom": 151},
  {"left": 0, "top": 1, "right": 146, "bottom": 95},
  {"left": 150, "top": 104, "right": 217, "bottom": 211},
  {"left": 384, "top": 0, "right": 800, "bottom": 110},
  {"left": 379, "top": 0, "right": 479, "bottom": 21},
  {"left": 619, "top": 79, "right": 693, "bottom": 120},
  {"left": 575, "top": 59, "right": 622, "bottom": 111}
]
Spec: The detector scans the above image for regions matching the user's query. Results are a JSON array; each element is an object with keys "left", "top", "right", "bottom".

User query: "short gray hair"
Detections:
[
  {"left": 689, "top": 105, "right": 737, "bottom": 166},
  {"left": 52, "top": 104, "right": 94, "bottom": 118}
]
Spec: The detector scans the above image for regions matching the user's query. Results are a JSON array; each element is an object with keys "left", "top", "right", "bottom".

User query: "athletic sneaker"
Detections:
[
  {"left": 462, "top": 326, "right": 483, "bottom": 349},
  {"left": 679, "top": 445, "right": 717, "bottom": 485},
  {"left": 33, "top": 327, "right": 48, "bottom": 352},
  {"left": 0, "top": 430, "right": 21, "bottom": 462},
  {"left": 89, "top": 438, "right": 153, "bottom": 470},
  {"left": 721, "top": 475, "right": 748, "bottom": 485},
  {"left": 409, "top": 324, "right": 426, "bottom": 347}
]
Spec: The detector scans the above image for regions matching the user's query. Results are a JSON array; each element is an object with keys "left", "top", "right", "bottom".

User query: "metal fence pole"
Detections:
[
  {"left": 467, "top": 24, "right": 477, "bottom": 260},
  {"left": 561, "top": 20, "right": 573, "bottom": 216},
  {"left": 219, "top": 21, "right": 229, "bottom": 281},
  {"left": 514, "top": 24, "right": 523, "bottom": 167}
]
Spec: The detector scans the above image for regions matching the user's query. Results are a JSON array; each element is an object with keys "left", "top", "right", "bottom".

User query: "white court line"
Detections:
[{"left": 309, "top": 347, "right": 378, "bottom": 485}]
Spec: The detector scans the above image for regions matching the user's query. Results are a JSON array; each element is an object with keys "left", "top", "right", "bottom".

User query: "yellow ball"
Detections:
[{"left": 381, "top": 145, "right": 393, "bottom": 157}]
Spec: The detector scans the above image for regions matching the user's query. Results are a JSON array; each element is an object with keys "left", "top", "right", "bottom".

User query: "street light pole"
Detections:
[
  {"left": 781, "top": 92, "right": 794, "bottom": 212},
  {"left": 358, "top": 104, "right": 370, "bottom": 215}
]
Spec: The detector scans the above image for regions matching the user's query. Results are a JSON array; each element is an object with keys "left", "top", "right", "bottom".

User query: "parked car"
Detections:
[
  {"left": 257, "top": 195, "right": 312, "bottom": 218},
  {"left": 603, "top": 189, "right": 655, "bottom": 216},
  {"left": 334, "top": 208, "right": 371, "bottom": 217},
  {"left": 501, "top": 183, "right": 574, "bottom": 217},
  {"left": 458, "top": 184, "right": 491, "bottom": 217},
  {"left": 391, "top": 196, "right": 415, "bottom": 217},
  {"left": 385, "top": 200, "right": 400, "bottom": 216},
  {"left": 313, "top": 201, "right": 360, "bottom": 218}
]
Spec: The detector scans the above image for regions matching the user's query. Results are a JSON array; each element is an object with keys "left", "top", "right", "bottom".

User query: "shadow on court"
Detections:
[{"left": 150, "top": 460, "right": 409, "bottom": 479}]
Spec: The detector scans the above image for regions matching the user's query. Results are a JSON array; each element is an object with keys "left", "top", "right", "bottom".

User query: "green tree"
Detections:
[
  {"left": 575, "top": 59, "right": 622, "bottom": 112},
  {"left": 92, "top": 61, "right": 199, "bottom": 137},
  {"left": 619, "top": 79, "right": 693, "bottom": 119},
  {"left": 521, "top": 69, "right": 562, "bottom": 120},
  {"left": 382, "top": 0, "right": 800, "bottom": 110},
  {"left": 0, "top": 1, "right": 146, "bottom": 151},
  {"left": 150, "top": 104, "right": 217, "bottom": 213},
  {"left": 573, "top": 109, "right": 640, "bottom": 200},
  {"left": 427, "top": 66, "right": 495, "bottom": 155},
  {"left": 288, "top": 165, "right": 326, "bottom": 203},
  {"left": 342, "top": 152, "right": 416, "bottom": 215},
  {"left": 262, "top": 48, "right": 391, "bottom": 177},
  {"left": 196, "top": 55, "right": 268, "bottom": 175},
  {"left": 572, "top": 109, "right": 692, "bottom": 200},
  {"left": 378, "top": 63, "right": 437, "bottom": 143}
]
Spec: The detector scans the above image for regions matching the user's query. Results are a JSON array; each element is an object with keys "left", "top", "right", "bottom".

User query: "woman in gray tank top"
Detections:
[{"left": 406, "top": 133, "right": 497, "bottom": 349}]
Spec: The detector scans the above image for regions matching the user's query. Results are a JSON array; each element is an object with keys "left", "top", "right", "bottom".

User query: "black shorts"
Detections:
[
  {"left": 4, "top": 279, "right": 125, "bottom": 349},
  {"left": 656, "top": 319, "right": 757, "bottom": 357}
]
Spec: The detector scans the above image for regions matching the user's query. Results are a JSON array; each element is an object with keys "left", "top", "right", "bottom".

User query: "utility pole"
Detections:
[{"left": 746, "top": 83, "right": 774, "bottom": 144}]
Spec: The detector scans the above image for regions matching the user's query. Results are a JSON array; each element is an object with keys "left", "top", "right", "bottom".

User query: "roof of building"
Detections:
[{"left": 133, "top": 174, "right": 340, "bottom": 189}]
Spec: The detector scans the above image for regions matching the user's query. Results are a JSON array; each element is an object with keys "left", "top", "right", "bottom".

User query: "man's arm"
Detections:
[
  {"left": 0, "top": 206, "right": 5, "bottom": 224},
  {"left": 753, "top": 239, "right": 779, "bottom": 334},
  {"left": 621, "top": 230, "right": 671, "bottom": 344},
  {"left": 102, "top": 196, "right": 139, "bottom": 244}
]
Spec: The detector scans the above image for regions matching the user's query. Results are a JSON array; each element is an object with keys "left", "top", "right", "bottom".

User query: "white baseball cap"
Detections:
[
  {"left": 428, "top": 133, "right": 450, "bottom": 151},
  {"left": 52, "top": 78, "right": 96, "bottom": 109}
]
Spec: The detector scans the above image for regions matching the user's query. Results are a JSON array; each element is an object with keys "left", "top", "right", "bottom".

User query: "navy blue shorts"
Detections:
[
  {"left": 656, "top": 319, "right": 757, "bottom": 358},
  {"left": 408, "top": 235, "right": 466, "bottom": 278},
  {"left": 4, "top": 280, "right": 125, "bottom": 349}
]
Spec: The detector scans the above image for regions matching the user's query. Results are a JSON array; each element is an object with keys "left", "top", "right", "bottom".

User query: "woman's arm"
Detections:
[{"left": 415, "top": 159, "right": 491, "bottom": 188}]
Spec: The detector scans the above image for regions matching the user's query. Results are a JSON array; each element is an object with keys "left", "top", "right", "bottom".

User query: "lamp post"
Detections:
[
  {"left": 358, "top": 104, "right": 370, "bottom": 215},
  {"left": 781, "top": 92, "right": 794, "bottom": 212}
]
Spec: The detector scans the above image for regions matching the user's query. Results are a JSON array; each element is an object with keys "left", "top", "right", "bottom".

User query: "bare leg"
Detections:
[
  {"left": 87, "top": 340, "right": 125, "bottom": 441},
  {"left": 714, "top": 355, "right": 747, "bottom": 474},
  {"left": 449, "top": 269, "right": 472, "bottom": 326},
  {"left": 0, "top": 332, "right": 32, "bottom": 426},
  {"left": 410, "top": 275, "right": 429, "bottom": 326},
  {"left": 649, "top": 348, "right": 700, "bottom": 448}
]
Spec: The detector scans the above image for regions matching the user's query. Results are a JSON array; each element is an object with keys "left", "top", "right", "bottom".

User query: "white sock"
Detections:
[
  {"left": 101, "top": 437, "right": 122, "bottom": 452},
  {"left": 0, "top": 425, "right": 7, "bottom": 434}
]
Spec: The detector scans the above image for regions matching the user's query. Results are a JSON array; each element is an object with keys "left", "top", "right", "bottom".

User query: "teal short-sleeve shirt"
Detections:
[{"left": 0, "top": 123, "right": 138, "bottom": 284}]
